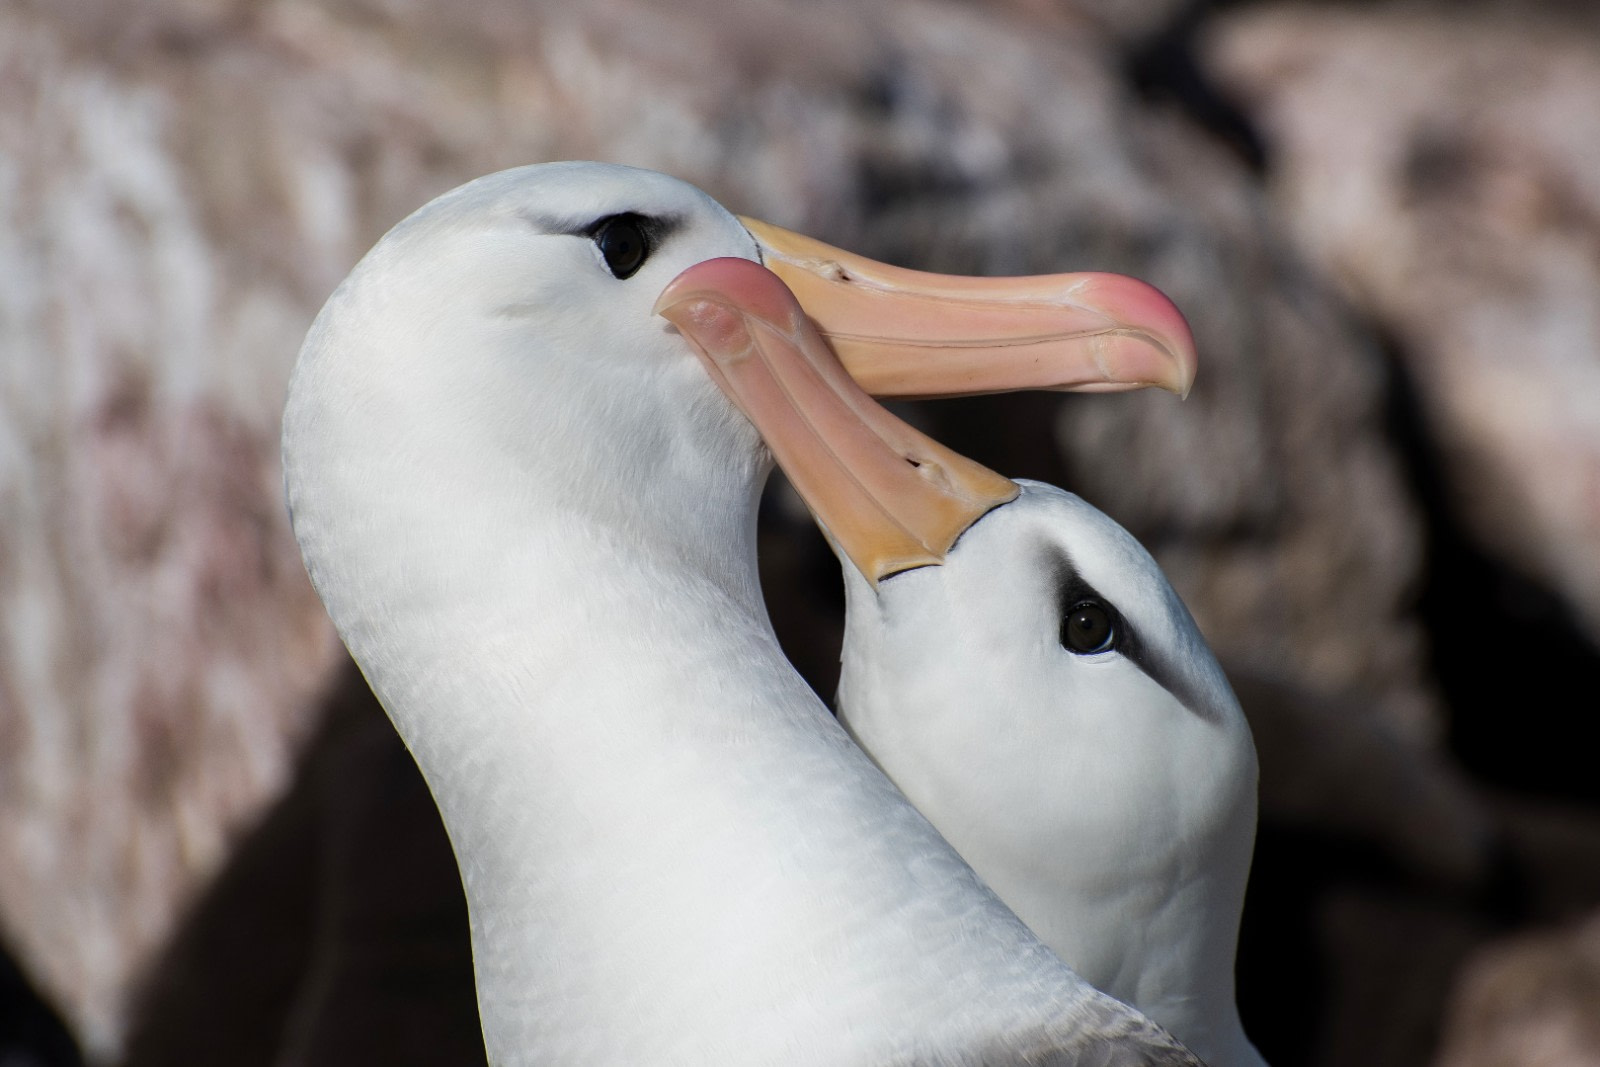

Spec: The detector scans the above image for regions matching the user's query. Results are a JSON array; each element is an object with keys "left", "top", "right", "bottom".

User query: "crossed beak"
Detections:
[{"left": 654, "top": 221, "right": 1195, "bottom": 584}]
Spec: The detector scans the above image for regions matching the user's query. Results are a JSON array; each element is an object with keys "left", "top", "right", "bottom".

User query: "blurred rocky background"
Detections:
[{"left": 1, "top": 0, "right": 1597, "bottom": 1063}]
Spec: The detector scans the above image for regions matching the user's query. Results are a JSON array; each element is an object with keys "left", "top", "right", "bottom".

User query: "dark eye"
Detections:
[
  {"left": 1061, "top": 601, "right": 1115, "bottom": 655},
  {"left": 594, "top": 214, "right": 650, "bottom": 279}
]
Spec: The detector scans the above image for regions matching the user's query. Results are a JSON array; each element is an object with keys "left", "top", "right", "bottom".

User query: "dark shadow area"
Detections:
[
  {"left": 0, "top": 938, "right": 81, "bottom": 1067},
  {"left": 1381, "top": 337, "right": 1600, "bottom": 806},
  {"left": 1123, "top": 0, "right": 1268, "bottom": 175},
  {"left": 758, "top": 474, "right": 847, "bottom": 703},
  {"left": 121, "top": 663, "right": 484, "bottom": 1067}
]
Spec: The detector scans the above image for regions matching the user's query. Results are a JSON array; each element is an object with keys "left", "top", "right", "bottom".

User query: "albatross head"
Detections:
[
  {"left": 833, "top": 482, "right": 1264, "bottom": 1067},
  {"left": 835, "top": 484, "right": 1260, "bottom": 1007},
  {"left": 286, "top": 164, "right": 768, "bottom": 585}
]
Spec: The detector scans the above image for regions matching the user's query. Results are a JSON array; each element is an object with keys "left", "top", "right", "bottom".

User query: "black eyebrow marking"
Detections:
[
  {"left": 1050, "top": 554, "right": 1217, "bottom": 722},
  {"left": 580, "top": 212, "right": 685, "bottom": 246},
  {"left": 514, "top": 211, "right": 687, "bottom": 243}
]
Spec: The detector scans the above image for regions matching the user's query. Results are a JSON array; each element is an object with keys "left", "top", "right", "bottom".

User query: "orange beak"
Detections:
[
  {"left": 654, "top": 227, "right": 1197, "bottom": 585},
  {"left": 740, "top": 218, "right": 1195, "bottom": 400}
]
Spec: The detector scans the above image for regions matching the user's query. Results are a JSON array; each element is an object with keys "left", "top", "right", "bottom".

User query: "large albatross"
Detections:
[
  {"left": 660, "top": 258, "right": 1264, "bottom": 1066},
  {"left": 282, "top": 161, "right": 1202, "bottom": 1065}
]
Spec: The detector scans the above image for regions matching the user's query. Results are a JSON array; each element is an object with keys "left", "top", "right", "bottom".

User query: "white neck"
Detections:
[{"left": 282, "top": 283, "right": 1197, "bottom": 1064}]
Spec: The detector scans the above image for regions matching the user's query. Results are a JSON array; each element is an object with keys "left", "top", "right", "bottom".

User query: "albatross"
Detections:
[
  {"left": 661, "top": 257, "right": 1263, "bottom": 1066},
  {"left": 282, "top": 161, "right": 1202, "bottom": 1065}
]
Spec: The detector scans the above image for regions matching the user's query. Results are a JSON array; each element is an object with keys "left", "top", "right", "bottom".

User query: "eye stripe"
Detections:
[{"left": 1049, "top": 554, "right": 1216, "bottom": 721}]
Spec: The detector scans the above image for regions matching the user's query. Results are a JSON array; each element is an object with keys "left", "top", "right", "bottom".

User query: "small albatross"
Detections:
[
  {"left": 662, "top": 257, "right": 1265, "bottom": 1066},
  {"left": 283, "top": 162, "right": 1201, "bottom": 1065}
]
